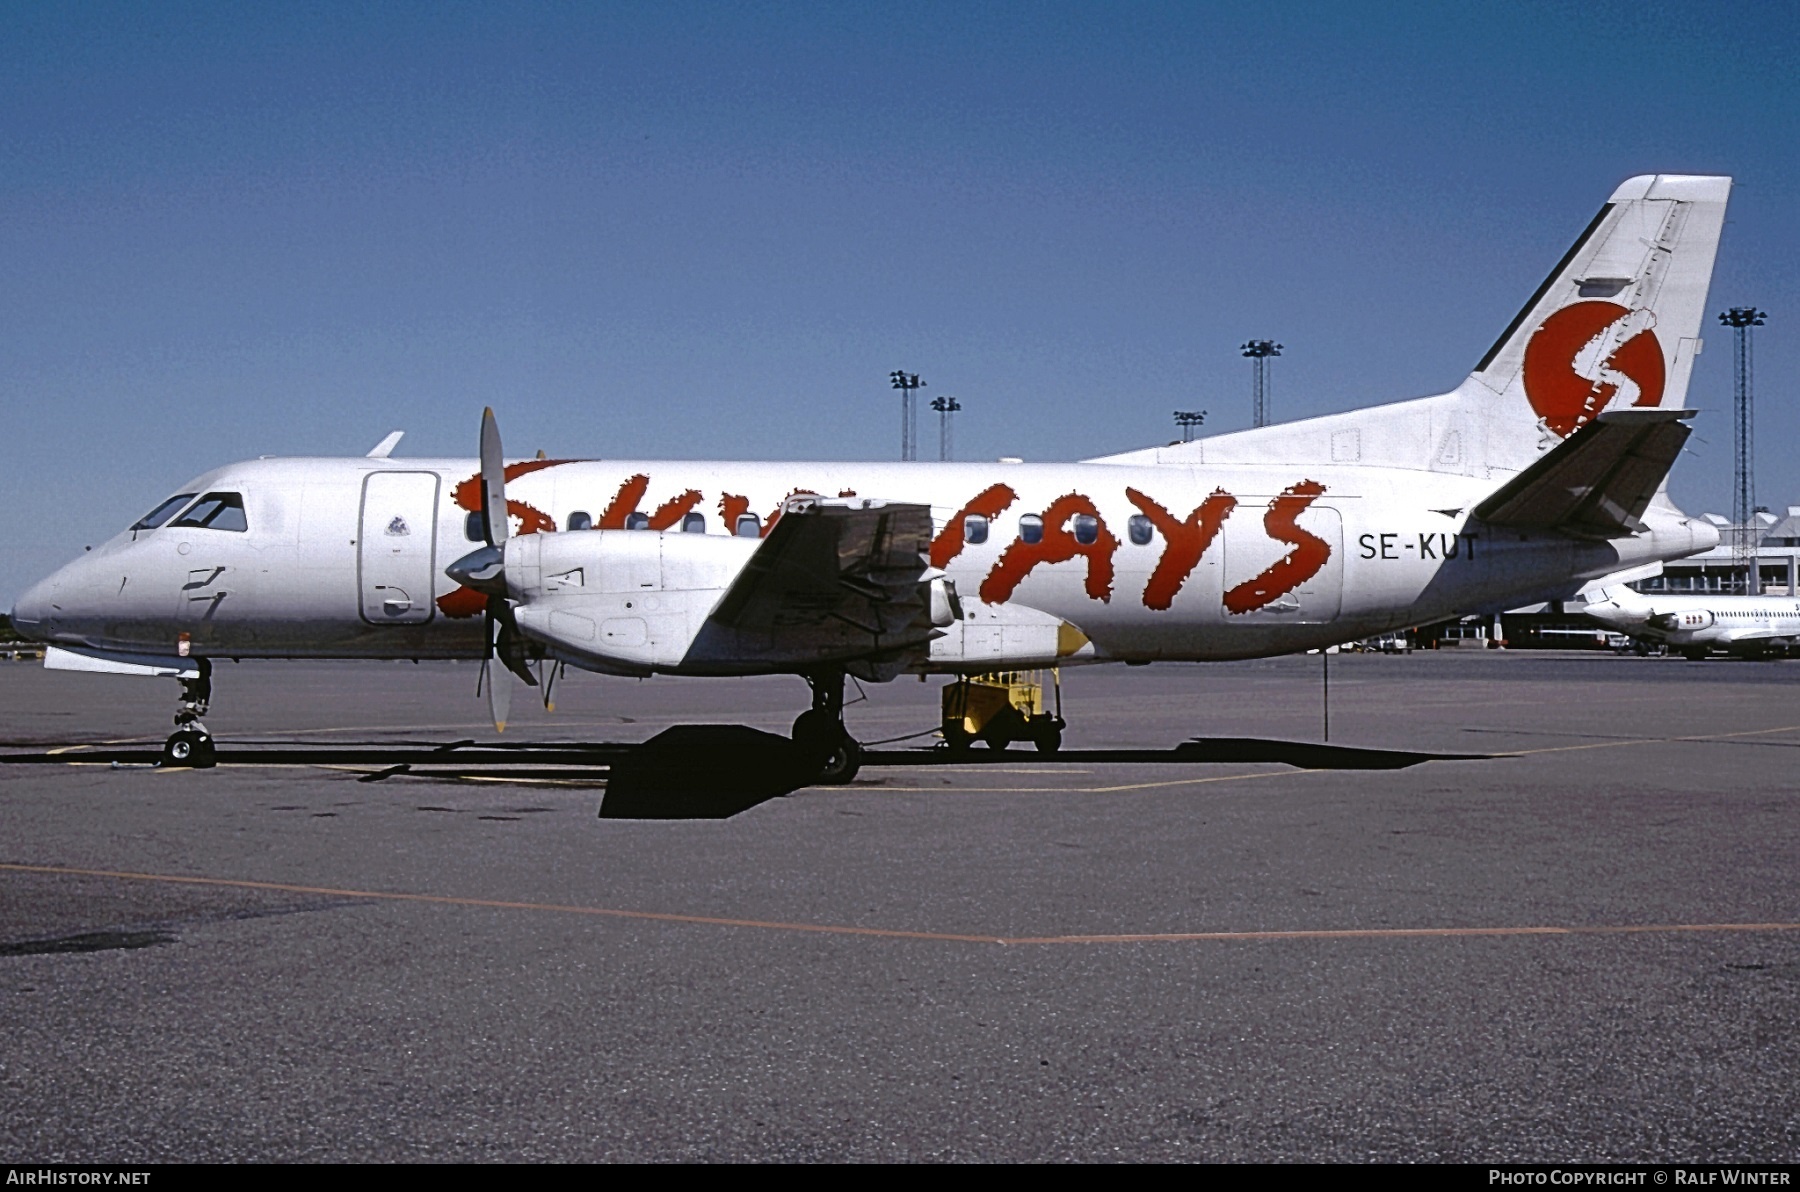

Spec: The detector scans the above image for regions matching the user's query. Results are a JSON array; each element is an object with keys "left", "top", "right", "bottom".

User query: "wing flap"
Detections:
[{"left": 1473, "top": 409, "right": 1694, "bottom": 538}]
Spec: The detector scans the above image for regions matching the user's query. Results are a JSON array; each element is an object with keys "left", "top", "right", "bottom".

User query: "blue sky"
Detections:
[{"left": 3, "top": 1, "right": 1796, "bottom": 600}]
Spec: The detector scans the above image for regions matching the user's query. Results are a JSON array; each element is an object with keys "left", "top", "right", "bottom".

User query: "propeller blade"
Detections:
[
  {"left": 493, "top": 608, "right": 539, "bottom": 687},
  {"left": 480, "top": 406, "right": 508, "bottom": 547},
  {"left": 488, "top": 656, "right": 512, "bottom": 732},
  {"left": 541, "top": 660, "right": 563, "bottom": 712}
]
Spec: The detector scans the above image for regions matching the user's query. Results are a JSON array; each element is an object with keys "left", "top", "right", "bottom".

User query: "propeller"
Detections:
[{"left": 445, "top": 407, "right": 537, "bottom": 732}]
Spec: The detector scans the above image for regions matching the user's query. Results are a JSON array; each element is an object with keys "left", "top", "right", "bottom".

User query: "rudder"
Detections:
[{"left": 1467, "top": 175, "right": 1729, "bottom": 470}]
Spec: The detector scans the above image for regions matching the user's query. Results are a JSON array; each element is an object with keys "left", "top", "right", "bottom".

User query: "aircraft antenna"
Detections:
[
  {"left": 1719, "top": 307, "right": 1766, "bottom": 594},
  {"left": 931, "top": 395, "right": 961, "bottom": 461},
  {"left": 1241, "top": 340, "right": 1282, "bottom": 428}
]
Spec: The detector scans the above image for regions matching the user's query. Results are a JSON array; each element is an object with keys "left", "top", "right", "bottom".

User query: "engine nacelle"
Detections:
[
  {"left": 502, "top": 530, "right": 759, "bottom": 673},
  {"left": 1648, "top": 608, "right": 1712, "bottom": 633}
]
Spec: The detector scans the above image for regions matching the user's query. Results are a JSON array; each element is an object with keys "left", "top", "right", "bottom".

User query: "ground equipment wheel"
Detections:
[{"left": 1031, "top": 720, "right": 1064, "bottom": 754}]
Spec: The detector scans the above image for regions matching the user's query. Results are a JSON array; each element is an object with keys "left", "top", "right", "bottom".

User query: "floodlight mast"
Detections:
[
  {"left": 1240, "top": 340, "right": 1282, "bottom": 428},
  {"left": 931, "top": 395, "right": 962, "bottom": 461},
  {"left": 889, "top": 371, "right": 924, "bottom": 461},
  {"left": 1718, "top": 307, "right": 1767, "bottom": 593},
  {"left": 1173, "top": 410, "right": 1207, "bottom": 442}
]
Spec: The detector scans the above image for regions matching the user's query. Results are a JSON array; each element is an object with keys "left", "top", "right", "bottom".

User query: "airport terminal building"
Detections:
[{"left": 1636, "top": 507, "right": 1800, "bottom": 597}]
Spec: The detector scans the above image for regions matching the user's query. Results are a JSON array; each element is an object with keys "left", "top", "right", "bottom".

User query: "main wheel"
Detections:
[
  {"left": 792, "top": 710, "right": 861, "bottom": 785},
  {"left": 161, "top": 728, "right": 216, "bottom": 769},
  {"left": 1682, "top": 647, "right": 1708, "bottom": 662},
  {"left": 815, "top": 736, "right": 863, "bottom": 785}
]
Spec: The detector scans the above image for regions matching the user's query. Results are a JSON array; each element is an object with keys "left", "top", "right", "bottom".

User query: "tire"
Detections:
[
  {"left": 792, "top": 710, "right": 860, "bottom": 785},
  {"left": 1032, "top": 722, "right": 1063, "bottom": 754},
  {"left": 816, "top": 736, "right": 862, "bottom": 785},
  {"left": 1682, "top": 647, "right": 1708, "bottom": 662},
  {"left": 942, "top": 723, "right": 972, "bottom": 753},
  {"left": 161, "top": 729, "right": 216, "bottom": 769}
]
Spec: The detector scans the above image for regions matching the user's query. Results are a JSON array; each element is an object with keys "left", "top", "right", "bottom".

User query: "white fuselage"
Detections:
[
  {"left": 1584, "top": 589, "right": 1800, "bottom": 654},
  {"left": 12, "top": 453, "right": 1717, "bottom": 674}
]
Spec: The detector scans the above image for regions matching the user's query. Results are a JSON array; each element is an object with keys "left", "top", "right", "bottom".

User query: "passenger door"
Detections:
[{"left": 358, "top": 472, "right": 440, "bottom": 625}]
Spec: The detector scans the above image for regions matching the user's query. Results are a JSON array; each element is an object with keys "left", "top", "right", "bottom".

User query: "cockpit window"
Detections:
[
  {"left": 130, "top": 493, "right": 197, "bottom": 532},
  {"left": 170, "top": 492, "right": 248, "bottom": 532}
]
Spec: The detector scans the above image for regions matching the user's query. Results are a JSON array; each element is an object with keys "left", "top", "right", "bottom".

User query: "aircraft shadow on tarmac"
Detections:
[{"left": 0, "top": 727, "right": 1483, "bottom": 820}]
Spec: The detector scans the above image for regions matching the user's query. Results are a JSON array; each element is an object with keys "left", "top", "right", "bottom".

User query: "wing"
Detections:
[{"left": 694, "top": 498, "right": 942, "bottom": 673}]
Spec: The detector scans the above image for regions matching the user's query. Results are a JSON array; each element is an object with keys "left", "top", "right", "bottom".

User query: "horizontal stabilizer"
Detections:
[{"left": 1472, "top": 409, "right": 1693, "bottom": 538}]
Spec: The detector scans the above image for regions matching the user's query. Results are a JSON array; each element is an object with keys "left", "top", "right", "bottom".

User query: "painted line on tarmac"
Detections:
[
  {"left": 1499, "top": 723, "right": 1800, "bottom": 758},
  {"left": 6, "top": 861, "right": 1799, "bottom": 948},
  {"left": 868, "top": 769, "right": 1293, "bottom": 793}
]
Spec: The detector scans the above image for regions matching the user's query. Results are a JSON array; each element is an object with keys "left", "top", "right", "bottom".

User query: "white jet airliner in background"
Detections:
[
  {"left": 1583, "top": 585, "right": 1800, "bottom": 660},
  {"left": 11, "top": 174, "right": 1731, "bottom": 779}
]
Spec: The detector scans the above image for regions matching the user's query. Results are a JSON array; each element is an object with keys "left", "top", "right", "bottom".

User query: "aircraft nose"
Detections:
[{"left": 10, "top": 573, "right": 59, "bottom": 641}]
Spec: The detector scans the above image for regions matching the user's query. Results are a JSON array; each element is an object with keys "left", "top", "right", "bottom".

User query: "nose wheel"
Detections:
[
  {"left": 161, "top": 659, "right": 217, "bottom": 768},
  {"left": 162, "top": 727, "right": 215, "bottom": 768},
  {"left": 793, "top": 670, "right": 862, "bottom": 785}
]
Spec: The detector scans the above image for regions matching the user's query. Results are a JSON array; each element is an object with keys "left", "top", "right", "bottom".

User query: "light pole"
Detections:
[
  {"left": 931, "top": 396, "right": 962, "bottom": 461},
  {"left": 1173, "top": 410, "right": 1207, "bottom": 442},
  {"left": 1241, "top": 340, "right": 1282, "bottom": 428},
  {"left": 1719, "top": 307, "right": 1767, "bottom": 593},
  {"left": 889, "top": 371, "right": 924, "bottom": 461}
]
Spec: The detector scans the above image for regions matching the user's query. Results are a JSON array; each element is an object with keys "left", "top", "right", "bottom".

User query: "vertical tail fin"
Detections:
[
  {"left": 1467, "top": 175, "right": 1730, "bottom": 471},
  {"left": 1082, "top": 175, "right": 1730, "bottom": 478}
]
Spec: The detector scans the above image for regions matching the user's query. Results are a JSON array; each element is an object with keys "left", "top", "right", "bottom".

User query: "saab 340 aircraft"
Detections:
[
  {"left": 11, "top": 174, "right": 1730, "bottom": 779},
  {"left": 1583, "top": 585, "right": 1800, "bottom": 660}
]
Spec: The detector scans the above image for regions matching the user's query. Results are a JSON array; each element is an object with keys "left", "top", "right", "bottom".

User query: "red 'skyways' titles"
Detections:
[{"left": 1222, "top": 481, "right": 1330, "bottom": 615}]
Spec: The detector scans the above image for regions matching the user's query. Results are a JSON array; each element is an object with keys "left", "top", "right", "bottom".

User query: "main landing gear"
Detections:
[
  {"left": 792, "top": 669, "right": 862, "bottom": 785},
  {"left": 162, "top": 658, "right": 216, "bottom": 768}
]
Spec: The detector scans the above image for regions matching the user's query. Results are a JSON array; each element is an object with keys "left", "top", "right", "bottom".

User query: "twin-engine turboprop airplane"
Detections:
[
  {"left": 12, "top": 174, "right": 1730, "bottom": 778},
  {"left": 1582, "top": 585, "right": 1800, "bottom": 660}
]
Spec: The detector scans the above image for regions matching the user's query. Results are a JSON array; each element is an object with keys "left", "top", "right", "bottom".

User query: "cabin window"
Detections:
[
  {"left": 567, "top": 511, "right": 593, "bottom": 531},
  {"left": 681, "top": 511, "right": 706, "bottom": 533},
  {"left": 1072, "top": 514, "right": 1099, "bottom": 546},
  {"left": 130, "top": 493, "right": 197, "bottom": 532},
  {"left": 734, "top": 513, "right": 762, "bottom": 538},
  {"left": 964, "top": 514, "right": 989, "bottom": 545},
  {"left": 465, "top": 511, "right": 485, "bottom": 541},
  {"left": 1128, "top": 514, "right": 1154, "bottom": 546},
  {"left": 625, "top": 512, "right": 650, "bottom": 531},
  {"left": 1018, "top": 514, "right": 1043, "bottom": 545},
  {"left": 170, "top": 492, "right": 248, "bottom": 533}
]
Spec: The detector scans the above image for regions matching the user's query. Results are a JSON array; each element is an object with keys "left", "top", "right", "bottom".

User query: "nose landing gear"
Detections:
[
  {"left": 792, "top": 669, "right": 862, "bottom": 785},
  {"left": 161, "top": 658, "right": 216, "bottom": 768}
]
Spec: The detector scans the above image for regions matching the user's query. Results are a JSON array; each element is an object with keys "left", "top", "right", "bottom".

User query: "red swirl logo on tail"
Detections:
[{"left": 1522, "top": 300, "right": 1665, "bottom": 438}]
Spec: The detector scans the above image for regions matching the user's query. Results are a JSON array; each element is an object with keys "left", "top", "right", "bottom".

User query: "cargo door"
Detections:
[
  {"left": 359, "top": 472, "right": 440, "bottom": 624},
  {"left": 1220, "top": 500, "right": 1343, "bottom": 623}
]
